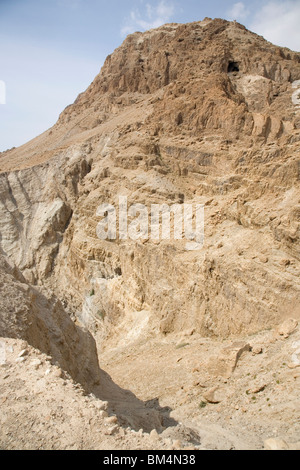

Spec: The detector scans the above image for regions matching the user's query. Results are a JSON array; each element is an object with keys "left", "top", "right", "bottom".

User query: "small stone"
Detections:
[
  {"left": 30, "top": 359, "right": 42, "bottom": 369},
  {"left": 183, "top": 328, "right": 195, "bottom": 337},
  {"left": 150, "top": 429, "right": 159, "bottom": 441},
  {"left": 52, "top": 368, "right": 63, "bottom": 378},
  {"left": 105, "top": 415, "right": 118, "bottom": 425},
  {"left": 104, "top": 425, "right": 119, "bottom": 436},
  {"left": 172, "top": 439, "right": 182, "bottom": 450},
  {"left": 288, "top": 363, "right": 300, "bottom": 369},
  {"left": 251, "top": 384, "right": 266, "bottom": 394},
  {"left": 98, "top": 410, "right": 109, "bottom": 418},
  {"left": 279, "top": 259, "right": 290, "bottom": 267},
  {"left": 277, "top": 319, "right": 298, "bottom": 338},
  {"left": 18, "top": 349, "right": 28, "bottom": 358},
  {"left": 175, "top": 341, "right": 190, "bottom": 349},
  {"left": 15, "top": 357, "right": 26, "bottom": 363},
  {"left": 264, "top": 438, "right": 289, "bottom": 450},
  {"left": 95, "top": 400, "right": 109, "bottom": 411},
  {"left": 193, "top": 379, "right": 207, "bottom": 388},
  {"left": 252, "top": 345, "right": 263, "bottom": 355},
  {"left": 203, "top": 386, "right": 224, "bottom": 404},
  {"left": 208, "top": 341, "right": 251, "bottom": 378},
  {"left": 45, "top": 368, "right": 51, "bottom": 376}
]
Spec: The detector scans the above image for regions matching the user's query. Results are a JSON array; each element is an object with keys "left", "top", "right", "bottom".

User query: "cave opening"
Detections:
[{"left": 227, "top": 61, "right": 240, "bottom": 73}]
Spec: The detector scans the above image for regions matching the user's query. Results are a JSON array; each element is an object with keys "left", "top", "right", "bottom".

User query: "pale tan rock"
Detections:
[
  {"left": 105, "top": 415, "right": 118, "bottom": 425},
  {"left": 94, "top": 400, "right": 109, "bottom": 411},
  {"left": 18, "top": 349, "right": 28, "bottom": 358},
  {"left": 250, "top": 384, "right": 267, "bottom": 394},
  {"left": 252, "top": 345, "right": 263, "bottom": 355},
  {"left": 30, "top": 359, "right": 42, "bottom": 370},
  {"left": 203, "top": 387, "right": 224, "bottom": 404},
  {"left": 52, "top": 368, "right": 63, "bottom": 379},
  {"left": 104, "top": 425, "right": 119, "bottom": 436},
  {"left": 172, "top": 439, "right": 182, "bottom": 450},
  {"left": 15, "top": 357, "right": 26, "bottom": 363},
  {"left": 208, "top": 342, "right": 251, "bottom": 378},
  {"left": 149, "top": 429, "right": 160, "bottom": 441},
  {"left": 193, "top": 379, "right": 207, "bottom": 388},
  {"left": 288, "top": 363, "right": 300, "bottom": 369},
  {"left": 277, "top": 319, "right": 298, "bottom": 338}
]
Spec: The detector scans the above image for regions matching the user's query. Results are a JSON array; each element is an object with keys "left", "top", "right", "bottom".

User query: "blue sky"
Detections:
[{"left": 0, "top": 0, "right": 300, "bottom": 151}]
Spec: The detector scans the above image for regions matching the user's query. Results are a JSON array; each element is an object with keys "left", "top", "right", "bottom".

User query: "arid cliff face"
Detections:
[{"left": 0, "top": 18, "right": 299, "bottom": 345}]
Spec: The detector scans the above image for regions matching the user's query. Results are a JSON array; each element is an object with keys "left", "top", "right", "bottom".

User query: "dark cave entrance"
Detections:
[{"left": 227, "top": 61, "right": 240, "bottom": 73}]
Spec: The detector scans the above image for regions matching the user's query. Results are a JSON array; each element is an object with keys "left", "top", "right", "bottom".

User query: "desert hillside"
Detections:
[{"left": 0, "top": 18, "right": 299, "bottom": 450}]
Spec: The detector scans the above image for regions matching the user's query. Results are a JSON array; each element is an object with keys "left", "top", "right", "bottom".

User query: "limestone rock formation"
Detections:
[
  {"left": 0, "top": 18, "right": 300, "bottom": 450},
  {"left": 1, "top": 20, "right": 299, "bottom": 345},
  {"left": 0, "top": 250, "right": 100, "bottom": 390}
]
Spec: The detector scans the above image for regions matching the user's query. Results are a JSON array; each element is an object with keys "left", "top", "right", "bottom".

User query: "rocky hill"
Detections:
[{"left": 0, "top": 18, "right": 299, "bottom": 450}]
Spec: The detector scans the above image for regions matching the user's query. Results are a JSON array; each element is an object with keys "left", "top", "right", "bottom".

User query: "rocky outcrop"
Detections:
[
  {"left": 0, "top": 18, "right": 299, "bottom": 348},
  {"left": 0, "top": 250, "right": 100, "bottom": 390},
  {"left": 0, "top": 17, "right": 300, "bottom": 451}
]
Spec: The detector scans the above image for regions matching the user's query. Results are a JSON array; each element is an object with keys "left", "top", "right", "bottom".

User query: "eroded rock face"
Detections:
[
  {"left": 0, "top": 19, "right": 299, "bottom": 346},
  {"left": 0, "top": 251, "right": 99, "bottom": 390}
]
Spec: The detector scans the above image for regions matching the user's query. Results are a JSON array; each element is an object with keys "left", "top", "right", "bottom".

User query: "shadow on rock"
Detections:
[
  {"left": 0, "top": 253, "right": 178, "bottom": 433},
  {"left": 93, "top": 369, "right": 178, "bottom": 433}
]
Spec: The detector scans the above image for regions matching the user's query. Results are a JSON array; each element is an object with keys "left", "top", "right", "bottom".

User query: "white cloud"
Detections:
[
  {"left": 228, "top": 2, "right": 250, "bottom": 21},
  {"left": 121, "top": 1, "right": 175, "bottom": 36},
  {"left": 250, "top": 1, "right": 300, "bottom": 51}
]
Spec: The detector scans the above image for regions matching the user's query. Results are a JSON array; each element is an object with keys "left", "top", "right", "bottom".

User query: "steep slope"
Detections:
[
  {"left": 0, "top": 338, "right": 190, "bottom": 450},
  {"left": 0, "top": 251, "right": 169, "bottom": 433},
  {"left": 0, "top": 250, "right": 99, "bottom": 390},
  {"left": 0, "top": 18, "right": 299, "bottom": 345},
  {"left": 0, "top": 16, "right": 300, "bottom": 450}
]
